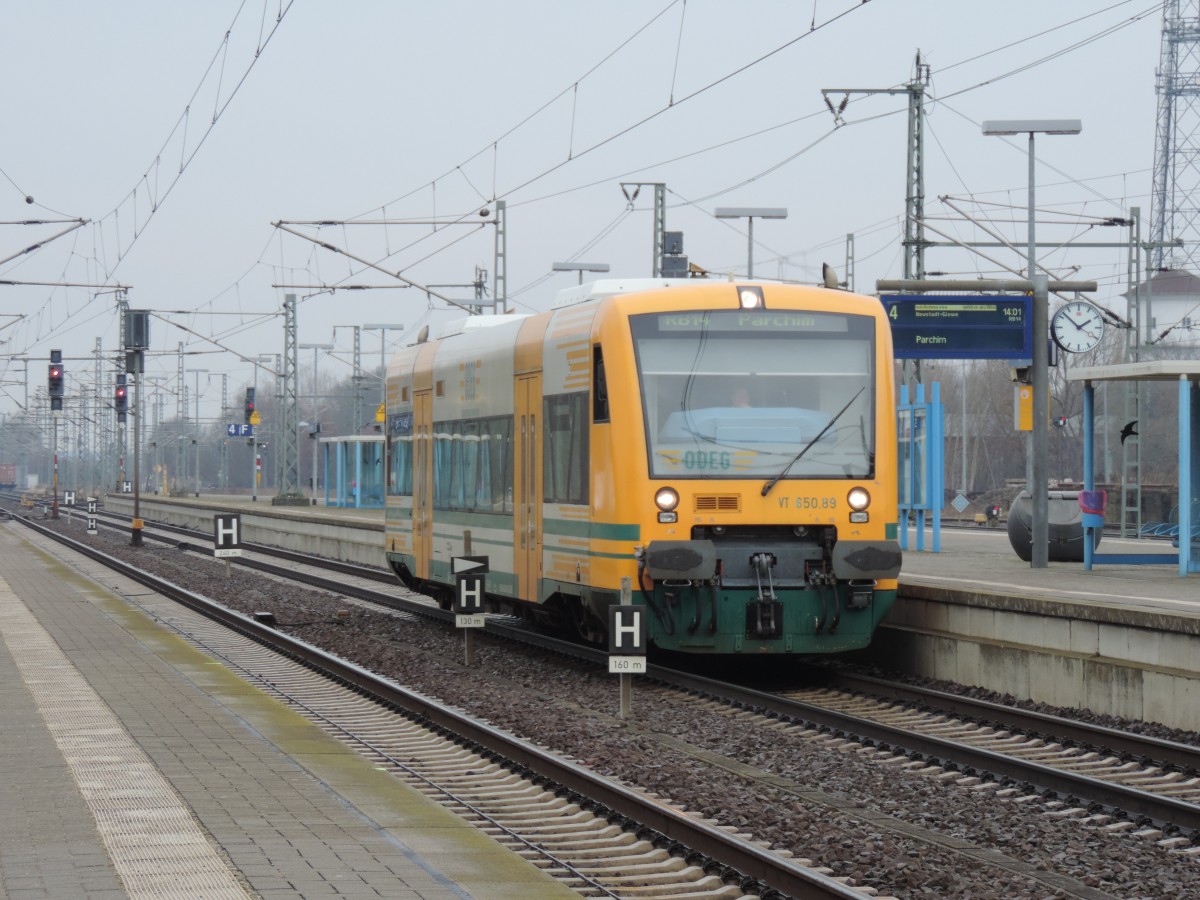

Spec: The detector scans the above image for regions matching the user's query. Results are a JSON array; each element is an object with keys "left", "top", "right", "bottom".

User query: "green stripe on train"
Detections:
[{"left": 409, "top": 512, "right": 638, "bottom": 542}]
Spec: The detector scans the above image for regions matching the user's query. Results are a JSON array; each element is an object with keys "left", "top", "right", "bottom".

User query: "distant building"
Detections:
[{"left": 1121, "top": 269, "right": 1200, "bottom": 348}]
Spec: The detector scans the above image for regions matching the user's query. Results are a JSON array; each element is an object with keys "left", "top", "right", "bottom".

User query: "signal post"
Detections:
[{"left": 47, "top": 351, "right": 65, "bottom": 518}]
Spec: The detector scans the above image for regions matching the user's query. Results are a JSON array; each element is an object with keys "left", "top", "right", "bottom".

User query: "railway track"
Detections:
[
  {"left": 5, "top": 507, "right": 879, "bottom": 900},
  {"left": 33, "top": 503, "right": 1200, "bottom": 840},
  {"left": 11, "top": 499, "right": 1200, "bottom": 896}
]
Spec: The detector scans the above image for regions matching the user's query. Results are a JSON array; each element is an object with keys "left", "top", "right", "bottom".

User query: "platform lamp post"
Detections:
[
  {"left": 363, "top": 324, "right": 405, "bottom": 427},
  {"left": 551, "top": 261, "right": 610, "bottom": 284},
  {"left": 982, "top": 118, "right": 1081, "bottom": 569},
  {"left": 713, "top": 207, "right": 788, "bottom": 278},
  {"left": 298, "top": 343, "right": 333, "bottom": 504},
  {"left": 187, "top": 369, "right": 209, "bottom": 497}
]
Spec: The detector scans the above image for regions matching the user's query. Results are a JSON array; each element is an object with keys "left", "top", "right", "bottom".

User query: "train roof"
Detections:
[
  {"left": 549, "top": 276, "right": 850, "bottom": 309},
  {"left": 552, "top": 277, "right": 699, "bottom": 308},
  {"left": 435, "top": 313, "right": 530, "bottom": 341}
]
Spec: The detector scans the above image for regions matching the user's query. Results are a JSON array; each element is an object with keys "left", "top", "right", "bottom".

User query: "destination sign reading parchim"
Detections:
[{"left": 880, "top": 295, "right": 1032, "bottom": 360}]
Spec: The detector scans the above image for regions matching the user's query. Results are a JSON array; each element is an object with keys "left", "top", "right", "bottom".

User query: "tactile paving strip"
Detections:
[{"left": 0, "top": 573, "right": 252, "bottom": 899}]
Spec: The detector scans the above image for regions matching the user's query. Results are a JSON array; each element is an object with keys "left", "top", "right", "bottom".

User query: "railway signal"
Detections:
[
  {"left": 115, "top": 375, "right": 128, "bottom": 423},
  {"left": 244, "top": 387, "right": 256, "bottom": 424},
  {"left": 48, "top": 361, "right": 64, "bottom": 410}
]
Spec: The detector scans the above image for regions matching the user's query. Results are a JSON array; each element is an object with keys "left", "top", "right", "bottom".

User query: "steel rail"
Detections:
[
  {"left": 7, "top": 512, "right": 866, "bottom": 900},
  {"left": 24, "top": 500, "right": 1200, "bottom": 834},
  {"left": 645, "top": 665, "right": 1200, "bottom": 834}
]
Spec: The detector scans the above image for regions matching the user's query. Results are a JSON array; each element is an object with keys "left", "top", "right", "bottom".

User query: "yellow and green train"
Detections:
[{"left": 384, "top": 278, "right": 901, "bottom": 655}]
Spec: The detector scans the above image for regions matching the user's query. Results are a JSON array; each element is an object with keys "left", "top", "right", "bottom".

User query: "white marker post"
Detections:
[
  {"left": 609, "top": 576, "right": 647, "bottom": 720},
  {"left": 212, "top": 514, "right": 243, "bottom": 578},
  {"left": 452, "top": 548, "right": 488, "bottom": 667}
]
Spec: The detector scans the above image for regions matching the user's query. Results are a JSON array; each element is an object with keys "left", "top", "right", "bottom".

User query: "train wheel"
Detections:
[{"left": 566, "top": 597, "right": 604, "bottom": 645}]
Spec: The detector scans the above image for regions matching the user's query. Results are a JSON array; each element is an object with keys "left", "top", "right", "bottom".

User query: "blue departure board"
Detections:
[{"left": 880, "top": 295, "right": 1032, "bottom": 360}]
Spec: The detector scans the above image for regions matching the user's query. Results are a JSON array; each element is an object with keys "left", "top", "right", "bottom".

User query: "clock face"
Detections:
[{"left": 1052, "top": 301, "right": 1105, "bottom": 353}]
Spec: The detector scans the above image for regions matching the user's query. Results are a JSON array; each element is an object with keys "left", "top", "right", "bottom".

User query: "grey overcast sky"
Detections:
[{"left": 0, "top": 1, "right": 1167, "bottom": 420}]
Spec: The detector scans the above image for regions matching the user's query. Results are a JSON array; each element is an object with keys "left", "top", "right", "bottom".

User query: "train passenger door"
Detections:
[
  {"left": 515, "top": 374, "right": 543, "bottom": 601},
  {"left": 413, "top": 390, "right": 433, "bottom": 578}
]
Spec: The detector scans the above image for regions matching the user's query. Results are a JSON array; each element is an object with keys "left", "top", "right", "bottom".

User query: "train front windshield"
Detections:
[{"left": 630, "top": 309, "right": 876, "bottom": 480}]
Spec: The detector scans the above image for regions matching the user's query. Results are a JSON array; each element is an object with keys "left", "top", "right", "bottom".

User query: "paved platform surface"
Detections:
[
  {"left": 899, "top": 525, "right": 1200, "bottom": 623},
  {"left": 0, "top": 521, "right": 577, "bottom": 899}
]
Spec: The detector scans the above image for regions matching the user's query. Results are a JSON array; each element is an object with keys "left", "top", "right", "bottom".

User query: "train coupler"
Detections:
[
  {"left": 746, "top": 553, "right": 783, "bottom": 639},
  {"left": 745, "top": 598, "right": 784, "bottom": 639}
]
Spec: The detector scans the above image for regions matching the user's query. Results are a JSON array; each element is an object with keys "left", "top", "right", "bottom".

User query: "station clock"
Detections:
[{"left": 1051, "top": 300, "right": 1105, "bottom": 354}]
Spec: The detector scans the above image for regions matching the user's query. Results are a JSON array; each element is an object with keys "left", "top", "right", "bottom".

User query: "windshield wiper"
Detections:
[{"left": 759, "top": 387, "right": 865, "bottom": 497}]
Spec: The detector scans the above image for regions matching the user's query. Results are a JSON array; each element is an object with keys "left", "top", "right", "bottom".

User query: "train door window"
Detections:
[
  {"left": 593, "top": 345, "right": 609, "bottom": 423},
  {"left": 388, "top": 416, "right": 414, "bottom": 496},
  {"left": 489, "top": 417, "right": 515, "bottom": 513},
  {"left": 544, "top": 392, "right": 589, "bottom": 504}
]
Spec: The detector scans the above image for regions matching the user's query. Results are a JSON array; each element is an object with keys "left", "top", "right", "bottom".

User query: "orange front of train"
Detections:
[{"left": 586, "top": 281, "right": 901, "bottom": 654}]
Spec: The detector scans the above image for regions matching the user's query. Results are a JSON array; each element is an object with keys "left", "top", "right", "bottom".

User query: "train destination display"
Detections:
[{"left": 881, "top": 295, "right": 1031, "bottom": 360}]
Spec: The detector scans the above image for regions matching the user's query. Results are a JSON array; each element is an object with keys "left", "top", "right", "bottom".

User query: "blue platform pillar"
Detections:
[
  {"left": 1082, "top": 382, "right": 1097, "bottom": 570},
  {"left": 1181, "top": 375, "right": 1197, "bottom": 575},
  {"left": 896, "top": 382, "right": 943, "bottom": 552}
]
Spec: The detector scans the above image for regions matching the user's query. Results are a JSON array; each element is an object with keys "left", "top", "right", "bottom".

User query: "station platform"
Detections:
[
  {"left": 874, "top": 526, "right": 1200, "bottom": 733},
  {"left": 900, "top": 525, "right": 1200, "bottom": 616},
  {"left": 0, "top": 520, "right": 576, "bottom": 899}
]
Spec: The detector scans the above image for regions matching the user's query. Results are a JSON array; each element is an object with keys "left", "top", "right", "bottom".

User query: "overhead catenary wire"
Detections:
[
  {"left": 2, "top": 1, "right": 1175, "bottom": 406},
  {"left": 202, "top": 3, "right": 1157, "bottom": 323}
]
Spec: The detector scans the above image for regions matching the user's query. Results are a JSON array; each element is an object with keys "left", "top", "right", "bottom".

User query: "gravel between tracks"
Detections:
[{"left": 24, "top": 515, "right": 1200, "bottom": 900}]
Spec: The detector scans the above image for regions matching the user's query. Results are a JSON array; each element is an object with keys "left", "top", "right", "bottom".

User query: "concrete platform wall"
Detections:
[
  {"left": 107, "top": 496, "right": 1199, "bottom": 732},
  {"left": 104, "top": 495, "right": 385, "bottom": 568},
  {"left": 860, "top": 587, "right": 1200, "bottom": 733}
]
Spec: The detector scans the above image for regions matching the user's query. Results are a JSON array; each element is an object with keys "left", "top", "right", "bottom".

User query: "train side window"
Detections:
[
  {"left": 593, "top": 345, "right": 609, "bottom": 423},
  {"left": 429, "top": 415, "right": 513, "bottom": 513}
]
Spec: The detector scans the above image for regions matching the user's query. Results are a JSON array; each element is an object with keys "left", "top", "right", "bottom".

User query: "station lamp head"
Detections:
[{"left": 981, "top": 119, "right": 1082, "bottom": 136}]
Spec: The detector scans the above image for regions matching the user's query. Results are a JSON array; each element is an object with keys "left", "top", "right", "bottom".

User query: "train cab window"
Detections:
[
  {"left": 630, "top": 309, "right": 876, "bottom": 480},
  {"left": 593, "top": 345, "right": 609, "bottom": 423}
]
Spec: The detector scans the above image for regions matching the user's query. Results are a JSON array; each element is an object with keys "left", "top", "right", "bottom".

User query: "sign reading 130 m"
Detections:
[{"left": 881, "top": 295, "right": 1032, "bottom": 360}]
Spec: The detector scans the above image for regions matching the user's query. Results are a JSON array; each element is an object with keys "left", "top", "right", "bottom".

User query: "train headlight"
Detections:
[
  {"left": 654, "top": 486, "right": 680, "bottom": 512},
  {"left": 737, "top": 286, "right": 765, "bottom": 309},
  {"left": 847, "top": 487, "right": 870, "bottom": 511}
]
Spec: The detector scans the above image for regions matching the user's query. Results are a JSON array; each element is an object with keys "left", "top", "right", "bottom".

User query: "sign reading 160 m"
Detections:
[{"left": 881, "top": 294, "right": 1032, "bottom": 360}]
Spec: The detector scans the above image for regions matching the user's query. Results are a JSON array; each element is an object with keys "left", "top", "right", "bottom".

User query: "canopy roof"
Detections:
[{"left": 1066, "top": 360, "right": 1200, "bottom": 383}]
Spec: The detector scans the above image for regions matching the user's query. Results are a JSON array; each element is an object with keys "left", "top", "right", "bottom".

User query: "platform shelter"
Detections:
[
  {"left": 1067, "top": 360, "right": 1200, "bottom": 576},
  {"left": 319, "top": 435, "right": 385, "bottom": 508}
]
